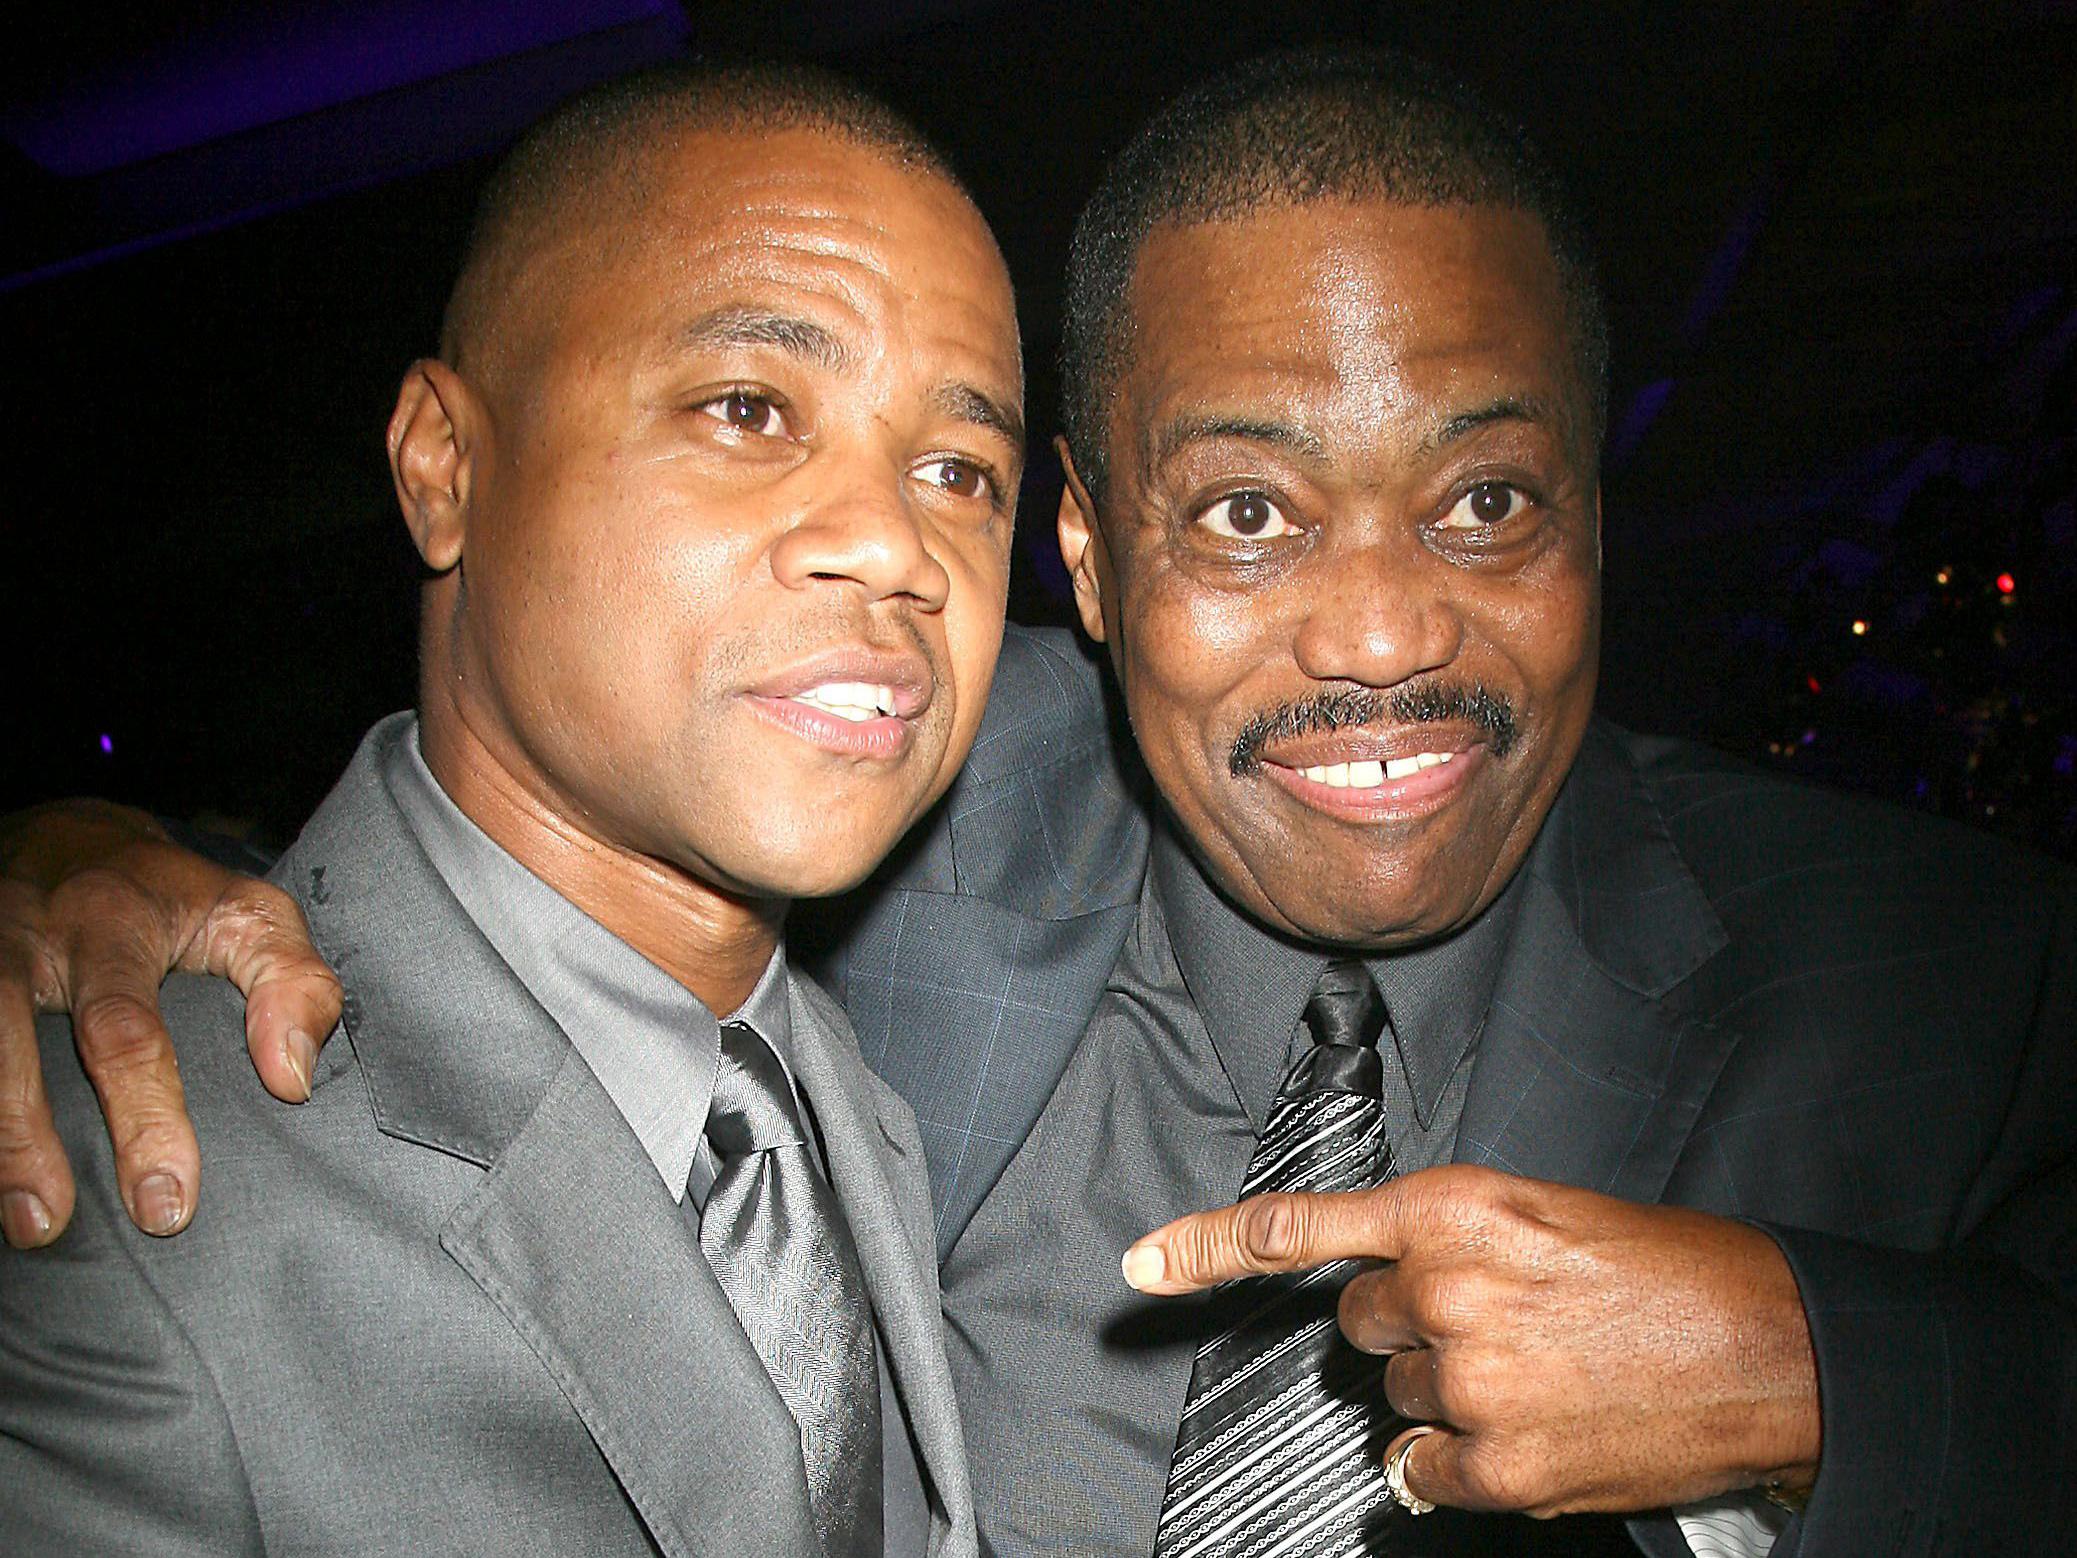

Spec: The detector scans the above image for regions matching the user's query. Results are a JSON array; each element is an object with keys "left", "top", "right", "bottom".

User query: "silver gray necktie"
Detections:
[
  {"left": 1154, "top": 959, "right": 1412, "bottom": 1557},
  {"left": 700, "top": 1021, "right": 884, "bottom": 1558}
]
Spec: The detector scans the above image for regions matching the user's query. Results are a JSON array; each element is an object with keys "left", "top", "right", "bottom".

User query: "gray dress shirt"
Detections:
[
  {"left": 386, "top": 726, "right": 929, "bottom": 1554},
  {"left": 940, "top": 822, "right": 1516, "bottom": 1557}
]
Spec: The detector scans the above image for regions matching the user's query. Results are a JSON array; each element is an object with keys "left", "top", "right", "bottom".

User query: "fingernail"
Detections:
[
  {"left": 1122, "top": 1243, "right": 1166, "bottom": 1290},
  {"left": 285, "top": 1028, "right": 317, "bottom": 1102},
  {"left": 133, "top": 1173, "right": 188, "bottom": 1236},
  {"left": 2, "top": 1191, "right": 53, "bottom": 1247}
]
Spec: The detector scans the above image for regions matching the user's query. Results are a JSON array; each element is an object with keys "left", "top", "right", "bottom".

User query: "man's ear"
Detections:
[
  {"left": 1055, "top": 437, "right": 1112, "bottom": 645},
  {"left": 387, "top": 360, "right": 480, "bottom": 573}
]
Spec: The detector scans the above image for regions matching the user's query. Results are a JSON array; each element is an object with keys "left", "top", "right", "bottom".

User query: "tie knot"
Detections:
[
  {"left": 1303, "top": 959, "right": 1388, "bottom": 1051},
  {"left": 704, "top": 1022, "right": 808, "bottom": 1158}
]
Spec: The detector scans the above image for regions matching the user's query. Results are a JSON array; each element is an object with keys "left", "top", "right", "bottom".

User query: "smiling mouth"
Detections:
[
  {"left": 1258, "top": 739, "right": 1484, "bottom": 821},
  {"left": 1288, "top": 751, "right": 1458, "bottom": 788},
  {"left": 787, "top": 682, "right": 901, "bottom": 722}
]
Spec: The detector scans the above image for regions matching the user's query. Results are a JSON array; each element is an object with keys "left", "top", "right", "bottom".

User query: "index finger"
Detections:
[{"left": 1122, "top": 1185, "right": 1412, "bottom": 1295}]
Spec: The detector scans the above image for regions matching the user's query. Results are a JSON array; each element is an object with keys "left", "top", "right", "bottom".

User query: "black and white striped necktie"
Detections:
[{"left": 1154, "top": 959, "right": 1412, "bottom": 1558}]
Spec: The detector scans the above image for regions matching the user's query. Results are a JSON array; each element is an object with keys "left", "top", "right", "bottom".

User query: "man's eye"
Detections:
[
  {"left": 1438, "top": 481, "right": 1529, "bottom": 530},
  {"left": 1196, "top": 492, "right": 1300, "bottom": 540},
  {"left": 700, "top": 391, "right": 789, "bottom": 438},
  {"left": 914, "top": 458, "right": 994, "bottom": 503}
]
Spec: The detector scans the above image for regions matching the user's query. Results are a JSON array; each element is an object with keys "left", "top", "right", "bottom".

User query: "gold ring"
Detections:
[{"left": 1383, "top": 1425, "right": 1439, "bottom": 1516}]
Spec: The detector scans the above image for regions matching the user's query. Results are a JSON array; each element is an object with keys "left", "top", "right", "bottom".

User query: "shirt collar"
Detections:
[
  {"left": 385, "top": 721, "right": 786, "bottom": 1203},
  {"left": 1150, "top": 819, "right": 1525, "bottom": 1134}
]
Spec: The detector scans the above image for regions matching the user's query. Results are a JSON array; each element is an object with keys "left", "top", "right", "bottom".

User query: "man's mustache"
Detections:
[{"left": 1228, "top": 682, "right": 1519, "bottom": 777}]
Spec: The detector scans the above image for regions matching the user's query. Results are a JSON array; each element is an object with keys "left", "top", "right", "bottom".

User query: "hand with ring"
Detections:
[{"left": 1125, "top": 1164, "right": 1822, "bottom": 1518}]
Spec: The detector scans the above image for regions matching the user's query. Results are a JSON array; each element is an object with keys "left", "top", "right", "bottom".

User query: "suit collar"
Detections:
[
  {"left": 1457, "top": 722, "right": 1738, "bottom": 1199},
  {"left": 380, "top": 719, "right": 730, "bottom": 1201},
  {"left": 277, "top": 714, "right": 570, "bottom": 1169}
]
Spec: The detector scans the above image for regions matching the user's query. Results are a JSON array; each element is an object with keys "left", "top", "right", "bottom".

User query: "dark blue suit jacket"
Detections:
[{"left": 801, "top": 623, "right": 2077, "bottom": 1558}]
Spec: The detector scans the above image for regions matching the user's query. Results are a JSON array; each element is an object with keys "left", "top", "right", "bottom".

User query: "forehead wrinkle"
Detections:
[{"left": 713, "top": 199, "right": 902, "bottom": 277}]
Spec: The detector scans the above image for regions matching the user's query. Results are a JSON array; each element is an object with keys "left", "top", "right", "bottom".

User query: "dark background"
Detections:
[{"left": 5, "top": 1, "right": 2075, "bottom": 855}]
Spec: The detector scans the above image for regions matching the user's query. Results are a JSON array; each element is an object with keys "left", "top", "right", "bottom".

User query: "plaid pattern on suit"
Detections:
[{"left": 806, "top": 623, "right": 2077, "bottom": 1558}]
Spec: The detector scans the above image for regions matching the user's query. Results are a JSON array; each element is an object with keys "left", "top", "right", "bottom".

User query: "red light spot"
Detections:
[
  {"left": 1806, "top": 675, "right": 1822, "bottom": 694},
  {"left": 1996, "top": 572, "right": 2016, "bottom": 595}
]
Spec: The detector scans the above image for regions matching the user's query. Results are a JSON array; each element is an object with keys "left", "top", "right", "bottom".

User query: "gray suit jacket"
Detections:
[
  {"left": 808, "top": 623, "right": 2077, "bottom": 1558},
  {"left": 0, "top": 723, "right": 975, "bottom": 1558}
]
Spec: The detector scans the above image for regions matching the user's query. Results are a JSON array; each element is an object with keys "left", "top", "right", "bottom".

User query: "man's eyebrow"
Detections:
[
  {"left": 677, "top": 307, "right": 851, "bottom": 372},
  {"left": 1428, "top": 396, "right": 1558, "bottom": 449},
  {"left": 933, "top": 382, "right": 1026, "bottom": 455},
  {"left": 1150, "top": 413, "right": 1328, "bottom": 469}
]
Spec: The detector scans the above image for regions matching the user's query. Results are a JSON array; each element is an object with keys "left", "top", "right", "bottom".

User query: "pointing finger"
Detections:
[{"left": 1123, "top": 1185, "right": 1411, "bottom": 1295}]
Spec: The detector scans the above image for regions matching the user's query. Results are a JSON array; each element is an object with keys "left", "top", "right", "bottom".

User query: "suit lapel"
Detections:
[
  {"left": 281, "top": 720, "right": 818, "bottom": 1558},
  {"left": 1458, "top": 724, "right": 1740, "bottom": 1201},
  {"left": 797, "top": 625, "right": 1152, "bottom": 1261},
  {"left": 784, "top": 976, "right": 976, "bottom": 1558},
  {"left": 441, "top": 1049, "right": 819, "bottom": 1558}
]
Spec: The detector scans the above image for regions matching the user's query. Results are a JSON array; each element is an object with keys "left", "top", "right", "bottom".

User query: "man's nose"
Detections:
[
  {"left": 1289, "top": 540, "right": 1464, "bottom": 689},
  {"left": 768, "top": 465, "right": 951, "bottom": 611}
]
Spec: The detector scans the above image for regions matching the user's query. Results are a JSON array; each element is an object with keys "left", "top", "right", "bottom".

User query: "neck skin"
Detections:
[{"left": 417, "top": 693, "right": 786, "bottom": 1020}]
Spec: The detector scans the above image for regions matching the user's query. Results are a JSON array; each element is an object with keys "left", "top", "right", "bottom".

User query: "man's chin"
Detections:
[
  {"left": 1213, "top": 826, "right": 1503, "bottom": 949},
  {"left": 716, "top": 825, "right": 917, "bottom": 904}
]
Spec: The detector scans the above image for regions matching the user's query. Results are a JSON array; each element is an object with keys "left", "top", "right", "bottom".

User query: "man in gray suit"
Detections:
[{"left": 0, "top": 62, "right": 1029, "bottom": 1557}]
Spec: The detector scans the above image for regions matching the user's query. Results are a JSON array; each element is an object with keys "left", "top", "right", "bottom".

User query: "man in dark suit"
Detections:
[
  {"left": 0, "top": 64, "right": 1024, "bottom": 1556},
  {"left": 3, "top": 45, "right": 2071, "bottom": 1558}
]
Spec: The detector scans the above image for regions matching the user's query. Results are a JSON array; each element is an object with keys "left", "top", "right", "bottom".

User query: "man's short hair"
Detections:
[
  {"left": 441, "top": 60, "right": 964, "bottom": 373},
  {"left": 1059, "top": 45, "right": 1609, "bottom": 498}
]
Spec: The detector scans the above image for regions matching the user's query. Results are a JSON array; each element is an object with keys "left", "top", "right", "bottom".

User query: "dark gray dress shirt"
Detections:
[
  {"left": 385, "top": 724, "right": 929, "bottom": 1554},
  {"left": 941, "top": 822, "right": 1518, "bottom": 1557}
]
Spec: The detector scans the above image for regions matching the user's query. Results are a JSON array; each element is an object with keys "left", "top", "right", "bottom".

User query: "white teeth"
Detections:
[
  {"left": 1295, "top": 752, "right": 1455, "bottom": 787},
  {"left": 791, "top": 682, "right": 896, "bottom": 721}
]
